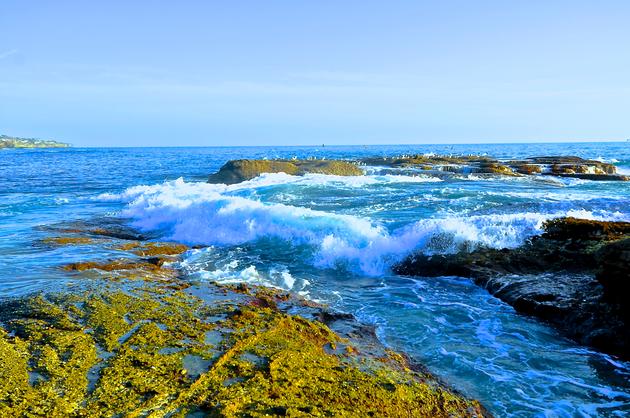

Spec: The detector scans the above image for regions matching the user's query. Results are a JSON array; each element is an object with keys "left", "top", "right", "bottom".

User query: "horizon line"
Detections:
[{"left": 65, "top": 138, "right": 630, "bottom": 148}]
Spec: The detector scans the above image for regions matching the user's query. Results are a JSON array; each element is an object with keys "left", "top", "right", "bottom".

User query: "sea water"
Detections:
[{"left": 1, "top": 143, "right": 629, "bottom": 416}]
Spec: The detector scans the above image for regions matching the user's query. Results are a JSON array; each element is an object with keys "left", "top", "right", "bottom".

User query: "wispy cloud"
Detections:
[{"left": 0, "top": 49, "right": 18, "bottom": 60}]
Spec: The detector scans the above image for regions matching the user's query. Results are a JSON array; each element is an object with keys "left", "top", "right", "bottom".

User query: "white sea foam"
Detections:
[
  {"left": 99, "top": 178, "right": 628, "bottom": 276},
  {"left": 594, "top": 156, "right": 620, "bottom": 164}
]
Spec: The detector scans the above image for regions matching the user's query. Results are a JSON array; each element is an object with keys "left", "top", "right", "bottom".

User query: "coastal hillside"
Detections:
[{"left": 0, "top": 134, "right": 70, "bottom": 148}]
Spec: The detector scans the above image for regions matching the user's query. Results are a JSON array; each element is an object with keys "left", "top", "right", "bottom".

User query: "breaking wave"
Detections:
[{"left": 99, "top": 178, "right": 627, "bottom": 276}]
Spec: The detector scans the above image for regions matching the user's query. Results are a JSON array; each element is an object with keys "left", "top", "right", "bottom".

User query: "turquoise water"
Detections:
[{"left": 1, "top": 143, "right": 630, "bottom": 417}]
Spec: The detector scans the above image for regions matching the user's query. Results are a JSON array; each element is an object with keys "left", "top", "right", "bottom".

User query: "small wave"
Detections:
[{"left": 99, "top": 179, "right": 628, "bottom": 276}]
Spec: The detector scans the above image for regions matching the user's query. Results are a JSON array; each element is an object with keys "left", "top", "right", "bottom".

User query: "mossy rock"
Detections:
[
  {"left": 208, "top": 159, "right": 363, "bottom": 184},
  {"left": 510, "top": 163, "right": 542, "bottom": 175},
  {"left": 115, "top": 241, "right": 190, "bottom": 257},
  {"left": 41, "top": 236, "right": 98, "bottom": 246},
  {"left": 0, "top": 286, "right": 487, "bottom": 417}
]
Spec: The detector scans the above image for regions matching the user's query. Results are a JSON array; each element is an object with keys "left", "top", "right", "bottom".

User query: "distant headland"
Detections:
[{"left": 0, "top": 134, "right": 71, "bottom": 148}]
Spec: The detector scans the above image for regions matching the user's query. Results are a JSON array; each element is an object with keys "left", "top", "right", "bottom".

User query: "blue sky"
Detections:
[{"left": 1, "top": 1, "right": 629, "bottom": 146}]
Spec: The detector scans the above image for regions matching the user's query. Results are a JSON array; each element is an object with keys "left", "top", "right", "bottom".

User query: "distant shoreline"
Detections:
[
  {"left": 0, "top": 134, "right": 70, "bottom": 149},
  {"left": 39, "top": 140, "right": 627, "bottom": 149}
]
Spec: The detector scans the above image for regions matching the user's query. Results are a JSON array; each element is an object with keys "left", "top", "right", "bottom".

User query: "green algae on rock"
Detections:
[
  {"left": 208, "top": 159, "right": 363, "bottom": 184},
  {"left": 0, "top": 285, "right": 487, "bottom": 417}
]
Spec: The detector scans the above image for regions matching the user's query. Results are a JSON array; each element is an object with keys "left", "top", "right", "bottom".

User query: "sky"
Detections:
[{"left": 1, "top": 1, "right": 629, "bottom": 147}]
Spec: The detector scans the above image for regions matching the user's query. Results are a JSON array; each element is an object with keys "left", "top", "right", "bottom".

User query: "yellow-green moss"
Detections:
[
  {"left": 0, "top": 287, "right": 485, "bottom": 417},
  {"left": 42, "top": 236, "right": 97, "bottom": 246},
  {"left": 0, "top": 330, "right": 31, "bottom": 414},
  {"left": 62, "top": 258, "right": 178, "bottom": 281}
]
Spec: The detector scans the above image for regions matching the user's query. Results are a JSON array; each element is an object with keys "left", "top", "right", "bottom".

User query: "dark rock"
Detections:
[
  {"left": 543, "top": 217, "right": 630, "bottom": 241},
  {"left": 554, "top": 173, "right": 630, "bottom": 181},
  {"left": 596, "top": 238, "right": 630, "bottom": 316}
]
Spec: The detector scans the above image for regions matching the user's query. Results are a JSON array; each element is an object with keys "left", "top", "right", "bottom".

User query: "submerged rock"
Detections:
[
  {"left": 394, "top": 217, "right": 630, "bottom": 359},
  {"left": 208, "top": 159, "right": 363, "bottom": 184},
  {"left": 40, "top": 217, "right": 153, "bottom": 241}
]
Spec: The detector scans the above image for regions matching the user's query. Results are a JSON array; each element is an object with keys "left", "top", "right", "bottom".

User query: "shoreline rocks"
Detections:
[
  {"left": 2, "top": 222, "right": 489, "bottom": 417},
  {"left": 394, "top": 218, "right": 630, "bottom": 359}
]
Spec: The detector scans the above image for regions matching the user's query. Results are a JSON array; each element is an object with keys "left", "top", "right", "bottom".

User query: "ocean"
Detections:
[{"left": 1, "top": 142, "right": 630, "bottom": 417}]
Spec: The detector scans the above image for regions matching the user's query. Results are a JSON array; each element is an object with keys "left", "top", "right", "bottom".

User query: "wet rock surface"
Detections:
[
  {"left": 394, "top": 217, "right": 630, "bottom": 359},
  {"left": 38, "top": 217, "right": 155, "bottom": 241}
]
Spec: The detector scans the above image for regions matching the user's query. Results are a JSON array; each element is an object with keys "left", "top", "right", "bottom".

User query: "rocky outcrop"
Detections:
[
  {"left": 208, "top": 159, "right": 363, "bottom": 184},
  {"left": 208, "top": 155, "right": 628, "bottom": 183},
  {"left": 359, "top": 155, "right": 629, "bottom": 181},
  {"left": 394, "top": 218, "right": 630, "bottom": 359}
]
